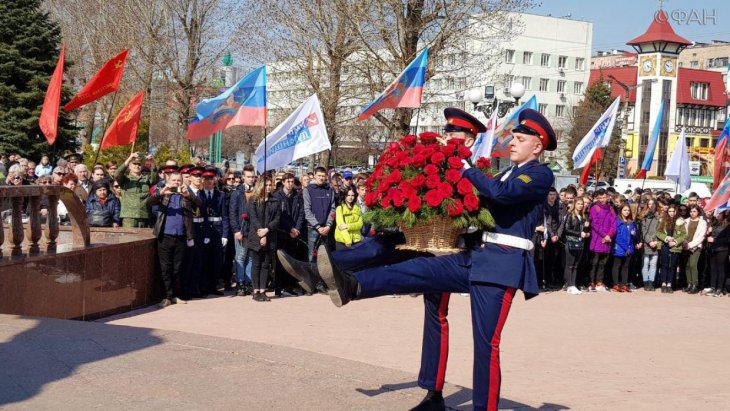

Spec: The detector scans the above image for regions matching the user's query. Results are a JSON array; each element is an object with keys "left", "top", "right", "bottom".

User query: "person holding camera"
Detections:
[{"left": 148, "top": 171, "right": 200, "bottom": 307}]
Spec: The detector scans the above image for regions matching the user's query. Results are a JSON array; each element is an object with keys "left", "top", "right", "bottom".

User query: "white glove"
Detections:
[
  {"left": 221, "top": 238, "right": 228, "bottom": 247},
  {"left": 461, "top": 159, "right": 472, "bottom": 169},
  {"left": 203, "top": 238, "right": 210, "bottom": 245},
  {"left": 186, "top": 239, "right": 194, "bottom": 247}
]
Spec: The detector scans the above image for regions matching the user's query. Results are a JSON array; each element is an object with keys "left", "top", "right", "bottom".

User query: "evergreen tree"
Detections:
[
  {"left": 565, "top": 76, "right": 622, "bottom": 180},
  {"left": 0, "top": 0, "right": 77, "bottom": 161}
]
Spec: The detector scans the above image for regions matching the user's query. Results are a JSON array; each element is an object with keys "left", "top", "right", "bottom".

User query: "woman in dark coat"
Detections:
[
  {"left": 245, "top": 175, "right": 281, "bottom": 301},
  {"left": 85, "top": 180, "right": 121, "bottom": 227}
]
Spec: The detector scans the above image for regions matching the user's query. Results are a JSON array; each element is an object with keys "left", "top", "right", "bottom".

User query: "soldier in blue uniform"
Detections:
[
  {"left": 199, "top": 167, "right": 229, "bottom": 296},
  {"left": 314, "top": 108, "right": 556, "bottom": 411},
  {"left": 185, "top": 166, "right": 206, "bottom": 298}
]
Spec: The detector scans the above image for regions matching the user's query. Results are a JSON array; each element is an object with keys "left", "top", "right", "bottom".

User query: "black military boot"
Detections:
[
  {"left": 316, "top": 245, "right": 359, "bottom": 307},
  {"left": 409, "top": 390, "right": 445, "bottom": 411},
  {"left": 277, "top": 250, "right": 320, "bottom": 294}
]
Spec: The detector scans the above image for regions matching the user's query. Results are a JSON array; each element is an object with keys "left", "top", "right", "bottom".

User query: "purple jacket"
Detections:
[{"left": 589, "top": 202, "right": 616, "bottom": 254}]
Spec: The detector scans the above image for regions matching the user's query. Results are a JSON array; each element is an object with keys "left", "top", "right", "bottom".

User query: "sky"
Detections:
[{"left": 533, "top": 0, "right": 730, "bottom": 53}]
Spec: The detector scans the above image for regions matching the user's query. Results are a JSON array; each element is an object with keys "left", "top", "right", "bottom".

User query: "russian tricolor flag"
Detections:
[
  {"left": 357, "top": 48, "right": 428, "bottom": 122},
  {"left": 635, "top": 99, "right": 665, "bottom": 179},
  {"left": 185, "top": 66, "right": 266, "bottom": 141}
]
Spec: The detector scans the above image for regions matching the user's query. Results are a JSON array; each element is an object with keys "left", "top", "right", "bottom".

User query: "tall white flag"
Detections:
[
  {"left": 471, "top": 110, "right": 498, "bottom": 162},
  {"left": 664, "top": 129, "right": 691, "bottom": 193},
  {"left": 572, "top": 97, "right": 621, "bottom": 169},
  {"left": 254, "top": 94, "right": 331, "bottom": 173}
]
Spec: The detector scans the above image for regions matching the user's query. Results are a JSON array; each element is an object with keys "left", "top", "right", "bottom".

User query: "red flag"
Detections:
[
  {"left": 64, "top": 49, "right": 129, "bottom": 112},
  {"left": 579, "top": 148, "right": 602, "bottom": 185},
  {"left": 705, "top": 171, "right": 730, "bottom": 212},
  {"left": 39, "top": 46, "right": 65, "bottom": 145},
  {"left": 713, "top": 132, "right": 728, "bottom": 190},
  {"left": 635, "top": 169, "right": 647, "bottom": 179},
  {"left": 100, "top": 91, "right": 144, "bottom": 149}
]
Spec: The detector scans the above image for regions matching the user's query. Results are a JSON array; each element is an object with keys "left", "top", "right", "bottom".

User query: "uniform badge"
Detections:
[{"left": 517, "top": 175, "right": 532, "bottom": 184}]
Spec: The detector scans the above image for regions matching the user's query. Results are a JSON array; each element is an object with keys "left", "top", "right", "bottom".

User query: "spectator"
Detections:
[
  {"left": 91, "top": 166, "right": 107, "bottom": 183},
  {"left": 51, "top": 166, "right": 67, "bottom": 185},
  {"left": 229, "top": 165, "right": 256, "bottom": 296},
  {"left": 657, "top": 204, "right": 687, "bottom": 293},
  {"left": 245, "top": 175, "right": 281, "bottom": 302},
  {"left": 273, "top": 172, "right": 305, "bottom": 296},
  {"left": 74, "top": 164, "right": 92, "bottom": 201},
  {"left": 301, "top": 173, "right": 312, "bottom": 188},
  {"left": 705, "top": 211, "right": 729, "bottom": 296},
  {"left": 588, "top": 188, "right": 616, "bottom": 292},
  {"left": 115, "top": 152, "right": 157, "bottom": 228},
  {"left": 85, "top": 180, "right": 121, "bottom": 227},
  {"left": 106, "top": 161, "right": 119, "bottom": 176},
  {"left": 5, "top": 164, "right": 27, "bottom": 186},
  {"left": 57, "top": 173, "right": 79, "bottom": 225},
  {"left": 559, "top": 196, "right": 589, "bottom": 295},
  {"left": 148, "top": 171, "right": 198, "bottom": 307},
  {"left": 640, "top": 199, "right": 660, "bottom": 291},
  {"left": 26, "top": 162, "right": 38, "bottom": 183},
  {"left": 612, "top": 204, "right": 639, "bottom": 292},
  {"left": 35, "top": 156, "right": 53, "bottom": 177},
  {"left": 303, "top": 166, "right": 335, "bottom": 262},
  {"left": 334, "top": 187, "right": 363, "bottom": 249},
  {"left": 683, "top": 205, "right": 707, "bottom": 294}
]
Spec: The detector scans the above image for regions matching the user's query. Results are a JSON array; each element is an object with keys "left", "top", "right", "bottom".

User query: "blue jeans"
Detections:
[
  {"left": 307, "top": 228, "right": 321, "bottom": 262},
  {"left": 234, "top": 239, "right": 252, "bottom": 285},
  {"left": 642, "top": 254, "right": 658, "bottom": 282}
]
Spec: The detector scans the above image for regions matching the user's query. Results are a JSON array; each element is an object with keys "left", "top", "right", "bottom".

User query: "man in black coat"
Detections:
[{"left": 273, "top": 172, "right": 306, "bottom": 295}]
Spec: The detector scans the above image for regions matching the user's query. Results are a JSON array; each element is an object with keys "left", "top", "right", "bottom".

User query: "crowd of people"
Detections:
[{"left": 2, "top": 151, "right": 728, "bottom": 304}]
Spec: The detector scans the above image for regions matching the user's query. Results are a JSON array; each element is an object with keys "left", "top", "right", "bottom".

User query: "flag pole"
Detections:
[
  {"left": 414, "top": 106, "right": 421, "bottom": 134},
  {"left": 92, "top": 90, "right": 119, "bottom": 166}
]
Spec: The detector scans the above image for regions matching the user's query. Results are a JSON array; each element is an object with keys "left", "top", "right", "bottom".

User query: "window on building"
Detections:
[
  {"left": 521, "top": 76, "right": 532, "bottom": 90},
  {"left": 700, "top": 138, "right": 710, "bottom": 148},
  {"left": 690, "top": 60, "right": 699, "bottom": 68},
  {"left": 558, "top": 56, "right": 567, "bottom": 69},
  {"left": 541, "top": 53, "right": 550, "bottom": 67},
  {"left": 690, "top": 82, "right": 709, "bottom": 100},
  {"left": 449, "top": 54, "right": 456, "bottom": 66},
  {"left": 538, "top": 103, "right": 548, "bottom": 115},
  {"left": 555, "top": 105, "right": 565, "bottom": 117},
  {"left": 447, "top": 78, "right": 455, "bottom": 90},
  {"left": 504, "top": 74, "right": 514, "bottom": 89},
  {"left": 575, "top": 57, "right": 585, "bottom": 71},
  {"left": 574, "top": 82, "right": 583, "bottom": 94},
  {"left": 539, "top": 78, "right": 549, "bottom": 91},
  {"left": 557, "top": 80, "right": 566, "bottom": 93},
  {"left": 678, "top": 62, "right": 683, "bottom": 68},
  {"left": 523, "top": 52, "right": 532, "bottom": 65},
  {"left": 505, "top": 49, "right": 515, "bottom": 63}
]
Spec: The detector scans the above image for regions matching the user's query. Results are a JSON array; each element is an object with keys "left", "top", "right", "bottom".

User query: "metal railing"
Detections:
[{"left": 0, "top": 186, "right": 90, "bottom": 257}]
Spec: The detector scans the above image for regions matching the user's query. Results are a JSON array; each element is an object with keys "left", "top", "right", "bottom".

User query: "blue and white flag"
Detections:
[
  {"left": 664, "top": 129, "right": 691, "bottom": 193},
  {"left": 255, "top": 94, "right": 330, "bottom": 173},
  {"left": 572, "top": 97, "right": 620, "bottom": 169},
  {"left": 471, "top": 110, "right": 498, "bottom": 161}
]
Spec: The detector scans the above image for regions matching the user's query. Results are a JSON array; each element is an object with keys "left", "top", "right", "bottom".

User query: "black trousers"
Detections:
[
  {"left": 276, "top": 236, "right": 300, "bottom": 290},
  {"left": 590, "top": 253, "right": 609, "bottom": 284},
  {"left": 563, "top": 245, "right": 583, "bottom": 287},
  {"left": 251, "top": 248, "right": 274, "bottom": 290},
  {"left": 709, "top": 250, "right": 729, "bottom": 292},
  {"left": 612, "top": 256, "right": 630, "bottom": 286},
  {"left": 157, "top": 235, "right": 186, "bottom": 299}
]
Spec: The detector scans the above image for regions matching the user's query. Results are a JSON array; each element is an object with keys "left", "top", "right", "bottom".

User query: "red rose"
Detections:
[
  {"left": 387, "top": 169, "right": 402, "bottom": 184},
  {"left": 364, "top": 192, "right": 380, "bottom": 207},
  {"left": 447, "top": 156, "right": 464, "bottom": 169},
  {"left": 430, "top": 152, "right": 446, "bottom": 165},
  {"left": 426, "top": 174, "right": 441, "bottom": 189},
  {"left": 421, "top": 144, "right": 438, "bottom": 158},
  {"left": 241, "top": 213, "right": 248, "bottom": 219},
  {"left": 476, "top": 157, "right": 492, "bottom": 169},
  {"left": 381, "top": 195, "right": 392, "bottom": 208},
  {"left": 378, "top": 182, "right": 390, "bottom": 193},
  {"left": 412, "top": 144, "right": 425, "bottom": 155},
  {"left": 398, "top": 181, "right": 417, "bottom": 198},
  {"left": 419, "top": 131, "right": 440, "bottom": 143},
  {"left": 448, "top": 137, "right": 466, "bottom": 146},
  {"left": 440, "top": 144, "right": 456, "bottom": 156},
  {"left": 412, "top": 154, "right": 427, "bottom": 167},
  {"left": 424, "top": 189, "right": 444, "bottom": 207},
  {"left": 458, "top": 145, "right": 472, "bottom": 158},
  {"left": 401, "top": 134, "right": 417, "bottom": 147},
  {"left": 437, "top": 182, "right": 453, "bottom": 197},
  {"left": 393, "top": 195, "right": 405, "bottom": 207},
  {"left": 445, "top": 169, "right": 461, "bottom": 184},
  {"left": 464, "top": 193, "right": 480, "bottom": 212},
  {"left": 457, "top": 178, "right": 474, "bottom": 195},
  {"left": 388, "top": 142, "right": 401, "bottom": 152},
  {"left": 424, "top": 164, "right": 439, "bottom": 176},
  {"left": 407, "top": 195, "right": 422, "bottom": 213},
  {"left": 386, "top": 156, "right": 399, "bottom": 168},
  {"left": 398, "top": 156, "right": 413, "bottom": 168},
  {"left": 446, "top": 199, "right": 464, "bottom": 217},
  {"left": 410, "top": 174, "right": 426, "bottom": 188}
]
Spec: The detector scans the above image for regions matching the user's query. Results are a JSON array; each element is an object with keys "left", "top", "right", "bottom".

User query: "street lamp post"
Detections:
[{"left": 467, "top": 83, "right": 525, "bottom": 118}]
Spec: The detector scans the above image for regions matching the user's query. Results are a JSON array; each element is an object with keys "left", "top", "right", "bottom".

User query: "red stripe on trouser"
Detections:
[
  {"left": 435, "top": 292, "right": 451, "bottom": 390},
  {"left": 487, "top": 287, "right": 516, "bottom": 411}
]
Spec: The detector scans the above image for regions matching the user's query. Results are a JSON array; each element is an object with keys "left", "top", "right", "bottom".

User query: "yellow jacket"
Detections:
[{"left": 334, "top": 203, "right": 363, "bottom": 245}]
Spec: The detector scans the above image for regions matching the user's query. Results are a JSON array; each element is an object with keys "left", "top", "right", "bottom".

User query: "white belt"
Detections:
[
  {"left": 482, "top": 232, "right": 534, "bottom": 251},
  {"left": 192, "top": 218, "right": 204, "bottom": 223},
  {"left": 208, "top": 217, "right": 222, "bottom": 222}
]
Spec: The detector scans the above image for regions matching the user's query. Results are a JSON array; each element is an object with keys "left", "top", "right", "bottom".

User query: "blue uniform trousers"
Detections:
[{"left": 354, "top": 253, "right": 516, "bottom": 411}]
